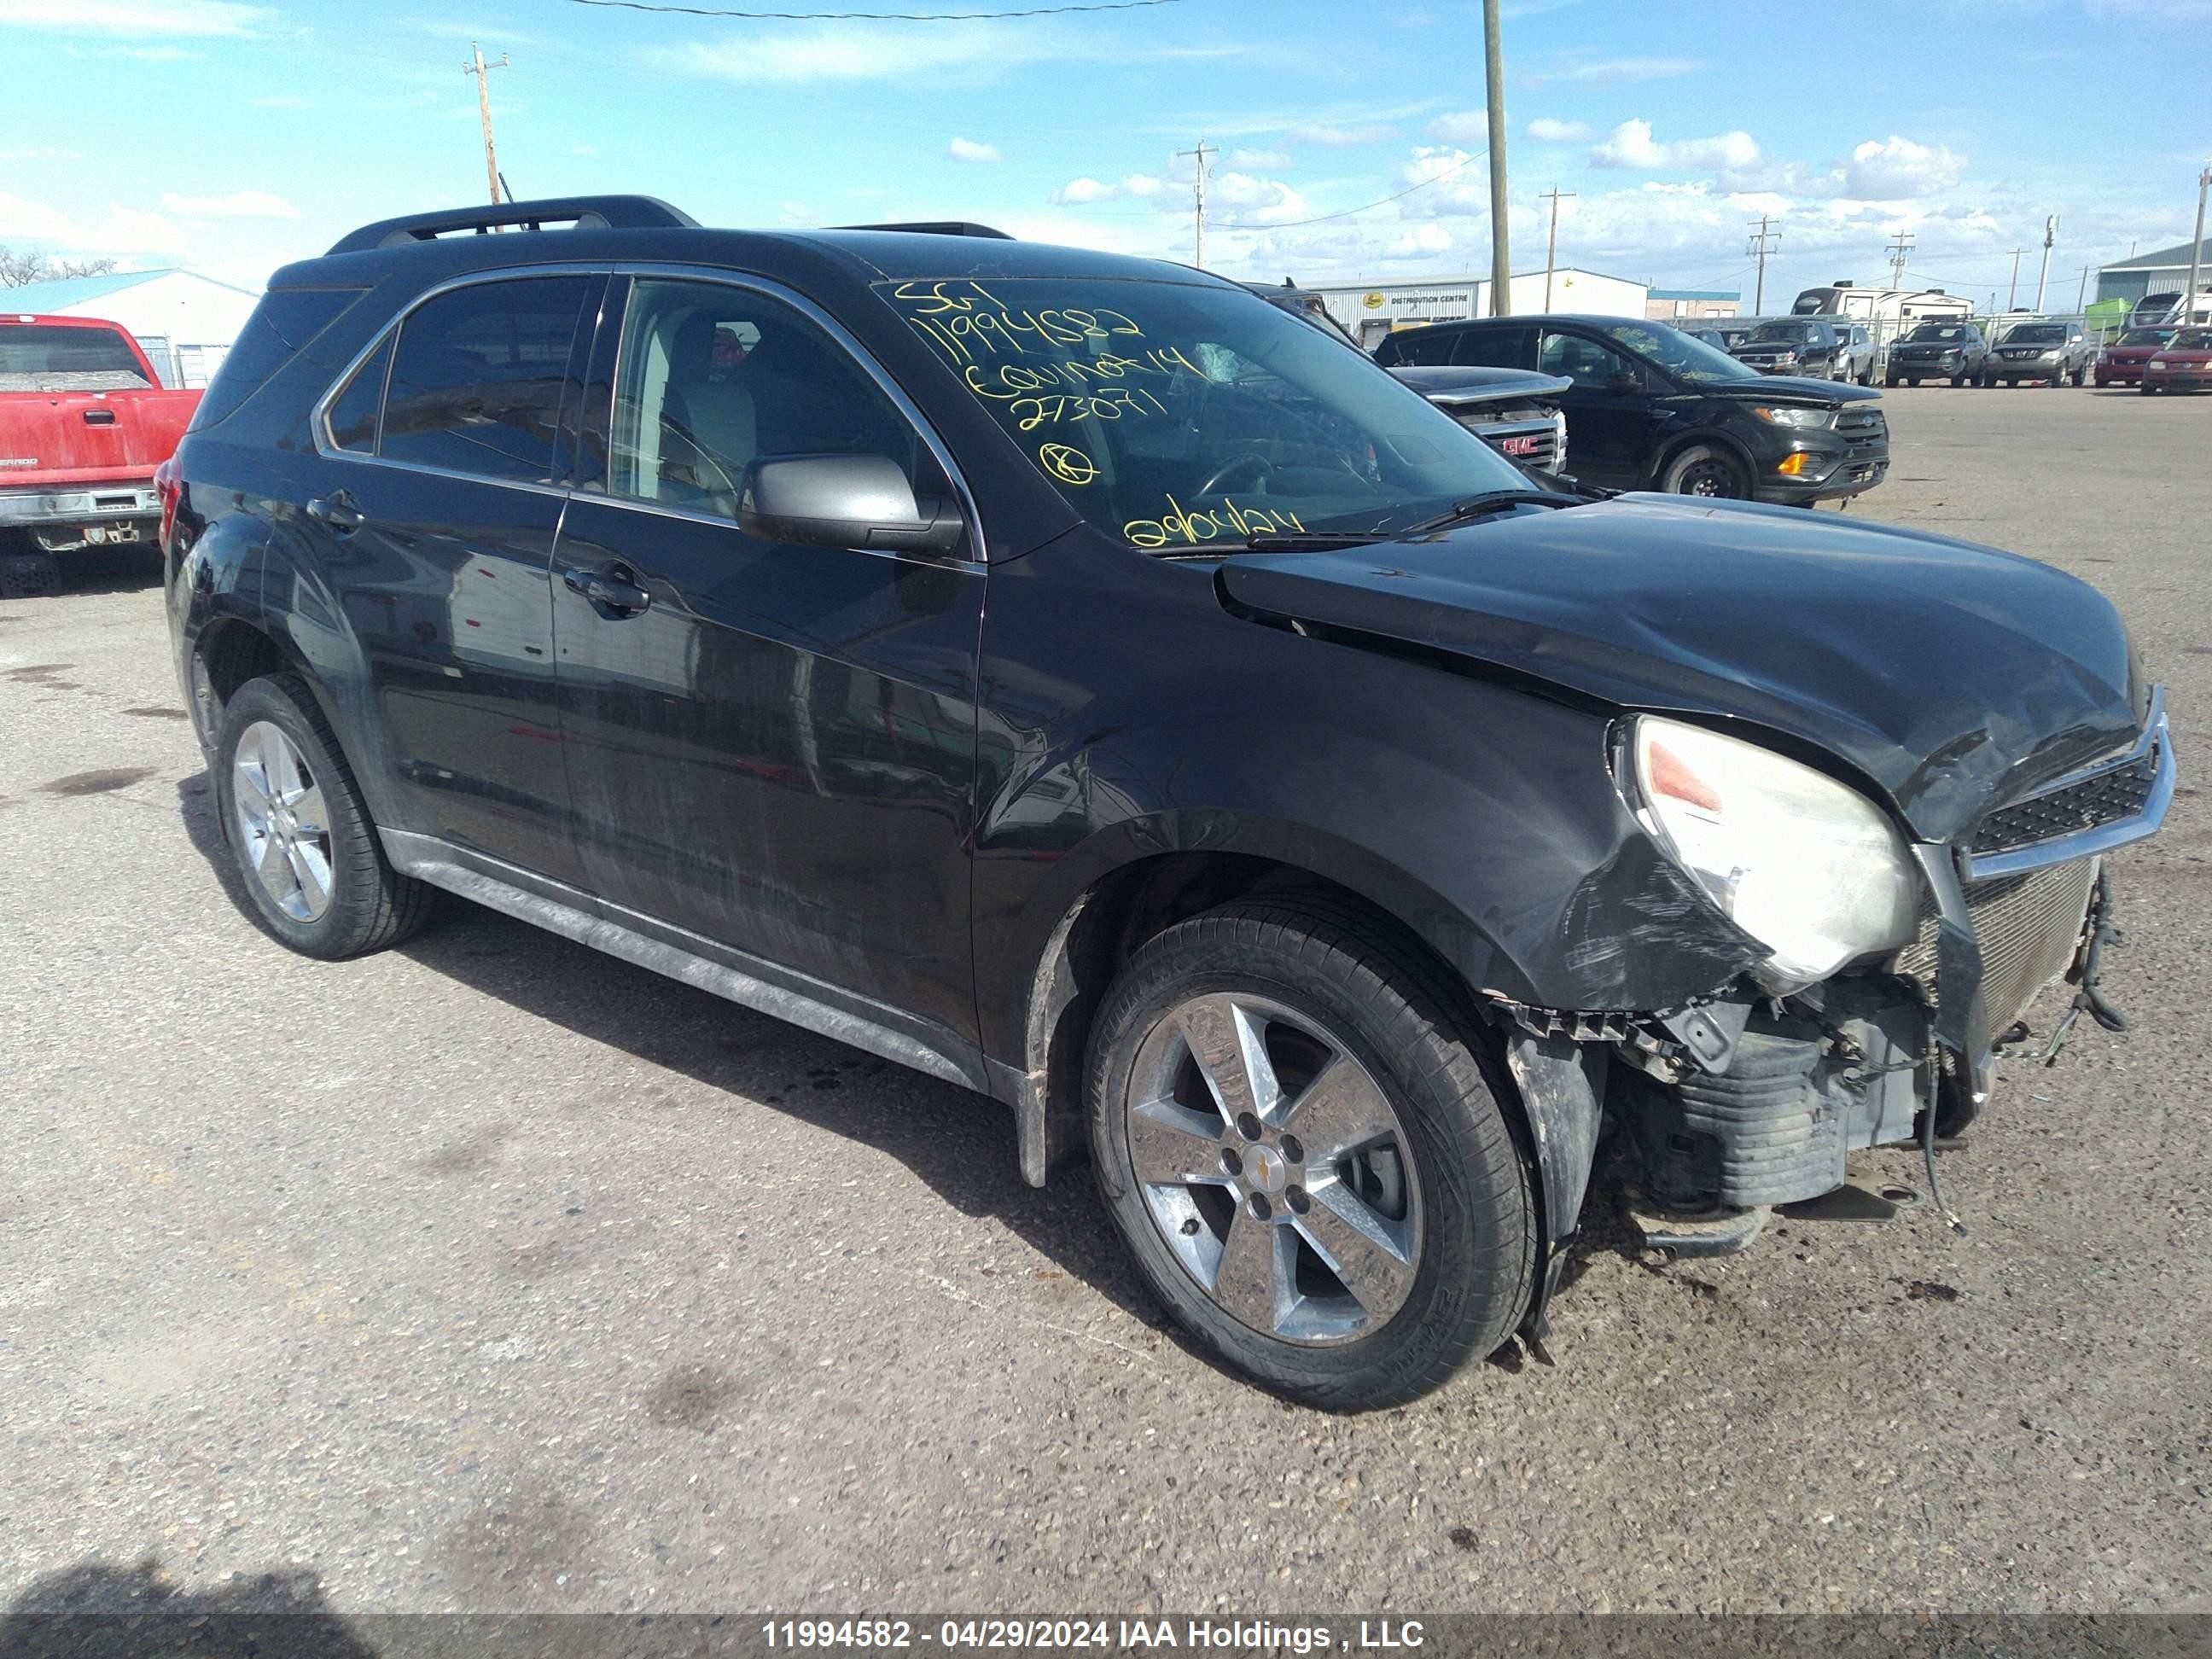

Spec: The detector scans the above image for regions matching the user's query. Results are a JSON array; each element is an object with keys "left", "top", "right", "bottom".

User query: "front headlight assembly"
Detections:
[
  {"left": 1750, "top": 405, "right": 1837, "bottom": 429},
  {"left": 1626, "top": 717, "right": 1920, "bottom": 996}
]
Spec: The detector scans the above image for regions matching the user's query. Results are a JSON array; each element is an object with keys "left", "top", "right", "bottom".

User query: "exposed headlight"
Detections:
[
  {"left": 2151, "top": 359, "right": 2168, "bottom": 370},
  {"left": 2039, "top": 348, "right": 2061, "bottom": 359},
  {"left": 2097, "top": 351, "right": 2110, "bottom": 364},
  {"left": 1750, "top": 405, "right": 1837, "bottom": 429},
  {"left": 1552, "top": 408, "right": 1568, "bottom": 468},
  {"left": 1627, "top": 718, "right": 1919, "bottom": 995}
]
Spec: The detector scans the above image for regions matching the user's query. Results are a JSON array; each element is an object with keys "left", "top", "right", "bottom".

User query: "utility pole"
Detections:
[
  {"left": 463, "top": 42, "right": 509, "bottom": 207},
  {"left": 2186, "top": 161, "right": 2209, "bottom": 326},
  {"left": 1884, "top": 229, "right": 1914, "bottom": 288},
  {"left": 1482, "top": 0, "right": 1511, "bottom": 314},
  {"left": 2005, "top": 247, "right": 2023, "bottom": 311},
  {"left": 2075, "top": 264, "right": 2089, "bottom": 314},
  {"left": 1178, "top": 139, "right": 1214, "bottom": 269},
  {"left": 1539, "top": 188, "right": 1574, "bottom": 310},
  {"left": 1746, "top": 213, "right": 1779, "bottom": 312},
  {"left": 2034, "top": 213, "right": 2058, "bottom": 313}
]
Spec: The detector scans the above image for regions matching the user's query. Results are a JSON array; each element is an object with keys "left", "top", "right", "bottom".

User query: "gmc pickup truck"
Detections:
[{"left": 1, "top": 313, "right": 200, "bottom": 590}]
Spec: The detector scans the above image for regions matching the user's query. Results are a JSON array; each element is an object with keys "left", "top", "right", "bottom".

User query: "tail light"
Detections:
[{"left": 154, "top": 456, "right": 181, "bottom": 552}]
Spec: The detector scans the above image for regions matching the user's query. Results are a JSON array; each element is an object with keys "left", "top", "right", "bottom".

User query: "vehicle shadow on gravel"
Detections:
[
  {"left": 0, "top": 1558, "right": 376, "bottom": 1658},
  {"left": 172, "top": 774, "right": 1180, "bottom": 1343},
  {"left": 3, "top": 544, "right": 166, "bottom": 599}
]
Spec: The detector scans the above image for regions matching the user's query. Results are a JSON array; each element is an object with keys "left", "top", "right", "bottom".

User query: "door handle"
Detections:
[
  {"left": 305, "top": 491, "right": 364, "bottom": 533},
  {"left": 563, "top": 562, "right": 652, "bottom": 618}
]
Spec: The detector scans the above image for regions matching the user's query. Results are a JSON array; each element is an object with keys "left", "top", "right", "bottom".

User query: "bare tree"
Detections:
[{"left": 0, "top": 247, "right": 119, "bottom": 288}]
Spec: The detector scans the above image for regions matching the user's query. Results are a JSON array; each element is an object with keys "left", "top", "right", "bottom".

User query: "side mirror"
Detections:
[{"left": 738, "top": 453, "right": 965, "bottom": 556}]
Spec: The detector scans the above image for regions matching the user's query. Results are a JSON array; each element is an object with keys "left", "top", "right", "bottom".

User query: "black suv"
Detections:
[
  {"left": 166, "top": 197, "right": 2172, "bottom": 1409},
  {"left": 1729, "top": 318, "right": 1846, "bottom": 379},
  {"left": 1374, "top": 314, "right": 1889, "bottom": 504}
]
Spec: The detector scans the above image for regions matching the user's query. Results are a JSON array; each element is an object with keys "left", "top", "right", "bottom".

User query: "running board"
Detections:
[{"left": 380, "top": 829, "right": 992, "bottom": 1097}]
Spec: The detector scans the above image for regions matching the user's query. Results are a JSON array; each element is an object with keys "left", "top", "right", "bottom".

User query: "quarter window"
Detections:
[
  {"left": 606, "top": 277, "right": 942, "bottom": 526},
  {"left": 325, "top": 334, "right": 392, "bottom": 453},
  {"left": 377, "top": 276, "right": 590, "bottom": 483}
]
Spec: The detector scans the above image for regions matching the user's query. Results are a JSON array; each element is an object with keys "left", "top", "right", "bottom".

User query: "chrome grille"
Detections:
[
  {"left": 1895, "top": 859, "right": 2097, "bottom": 1033},
  {"left": 1463, "top": 416, "right": 1562, "bottom": 469},
  {"left": 1971, "top": 738, "right": 2162, "bottom": 857}
]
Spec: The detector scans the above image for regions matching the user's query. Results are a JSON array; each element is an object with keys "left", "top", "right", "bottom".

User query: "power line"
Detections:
[{"left": 556, "top": 0, "right": 1179, "bottom": 17}]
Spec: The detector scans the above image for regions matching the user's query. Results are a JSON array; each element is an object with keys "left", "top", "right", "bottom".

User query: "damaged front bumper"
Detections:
[{"left": 1505, "top": 690, "right": 2174, "bottom": 1336}]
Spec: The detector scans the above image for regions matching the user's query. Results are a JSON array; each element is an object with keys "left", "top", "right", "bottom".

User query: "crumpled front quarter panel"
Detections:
[{"left": 969, "top": 533, "right": 1764, "bottom": 1060}]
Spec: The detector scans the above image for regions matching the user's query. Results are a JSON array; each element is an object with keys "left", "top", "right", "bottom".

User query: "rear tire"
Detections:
[
  {"left": 212, "top": 672, "right": 434, "bottom": 959},
  {"left": 1086, "top": 898, "right": 1535, "bottom": 1410}
]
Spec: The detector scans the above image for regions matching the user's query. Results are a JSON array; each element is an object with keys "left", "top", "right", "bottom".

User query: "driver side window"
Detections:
[
  {"left": 1539, "top": 329, "right": 1637, "bottom": 389},
  {"left": 607, "top": 277, "right": 937, "bottom": 522}
]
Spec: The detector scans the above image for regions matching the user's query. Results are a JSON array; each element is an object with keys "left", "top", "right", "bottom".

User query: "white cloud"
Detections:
[
  {"left": 1427, "top": 109, "right": 1489, "bottom": 143},
  {"left": 1526, "top": 117, "right": 1592, "bottom": 142},
  {"left": 0, "top": 190, "right": 190, "bottom": 258},
  {"left": 1592, "top": 119, "right": 1758, "bottom": 171},
  {"left": 1552, "top": 54, "right": 1699, "bottom": 82},
  {"left": 1384, "top": 224, "right": 1452, "bottom": 258},
  {"left": 1212, "top": 171, "right": 1307, "bottom": 226},
  {"left": 0, "top": 0, "right": 269, "bottom": 35},
  {"left": 568, "top": 141, "right": 598, "bottom": 158},
  {"left": 1844, "top": 136, "right": 1965, "bottom": 199},
  {"left": 161, "top": 189, "right": 300, "bottom": 220},
  {"left": 1052, "top": 172, "right": 1162, "bottom": 205},
  {"left": 946, "top": 137, "right": 1003, "bottom": 163},
  {"left": 1231, "top": 148, "right": 1292, "bottom": 169},
  {"left": 1054, "top": 177, "right": 1121, "bottom": 205},
  {"left": 649, "top": 20, "right": 1074, "bottom": 84},
  {"left": 1292, "top": 121, "right": 1396, "bottom": 147}
]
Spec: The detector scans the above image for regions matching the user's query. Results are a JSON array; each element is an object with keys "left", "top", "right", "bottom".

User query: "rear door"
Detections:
[
  {"left": 296, "top": 271, "right": 599, "bottom": 887},
  {"left": 549, "top": 271, "right": 986, "bottom": 1038}
]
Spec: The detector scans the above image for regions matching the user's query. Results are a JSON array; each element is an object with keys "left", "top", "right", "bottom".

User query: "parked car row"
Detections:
[
  {"left": 1680, "top": 317, "right": 1876, "bottom": 384},
  {"left": 1375, "top": 313, "right": 1887, "bottom": 506}
]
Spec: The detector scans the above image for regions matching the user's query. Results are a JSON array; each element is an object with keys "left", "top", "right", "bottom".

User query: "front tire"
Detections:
[
  {"left": 1086, "top": 899, "right": 1535, "bottom": 1410},
  {"left": 213, "top": 672, "right": 434, "bottom": 958},
  {"left": 1660, "top": 442, "right": 1751, "bottom": 498}
]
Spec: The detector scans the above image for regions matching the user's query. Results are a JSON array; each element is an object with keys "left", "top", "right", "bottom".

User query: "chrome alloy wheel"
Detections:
[
  {"left": 232, "top": 720, "right": 335, "bottom": 923},
  {"left": 1124, "top": 993, "right": 1424, "bottom": 1345}
]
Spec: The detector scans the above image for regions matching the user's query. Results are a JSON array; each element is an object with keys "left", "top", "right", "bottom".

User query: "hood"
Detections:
[
  {"left": 1894, "top": 338, "right": 1970, "bottom": 352},
  {"left": 1216, "top": 495, "right": 2139, "bottom": 843},
  {"left": 1388, "top": 364, "right": 1570, "bottom": 404},
  {"left": 1699, "top": 373, "right": 1877, "bottom": 405}
]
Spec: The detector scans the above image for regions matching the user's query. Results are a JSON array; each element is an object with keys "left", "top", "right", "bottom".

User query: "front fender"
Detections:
[{"left": 969, "top": 534, "right": 1764, "bottom": 1068}]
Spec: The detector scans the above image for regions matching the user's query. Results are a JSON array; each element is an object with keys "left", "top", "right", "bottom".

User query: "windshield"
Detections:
[
  {"left": 1902, "top": 324, "right": 1968, "bottom": 342},
  {"left": 2175, "top": 329, "right": 2212, "bottom": 351},
  {"left": 877, "top": 276, "right": 1529, "bottom": 550},
  {"left": 2116, "top": 329, "right": 2173, "bottom": 346},
  {"left": 1598, "top": 321, "right": 1758, "bottom": 383},
  {"left": 2004, "top": 324, "right": 2066, "bottom": 343},
  {"left": 1749, "top": 322, "right": 1815, "bottom": 343}
]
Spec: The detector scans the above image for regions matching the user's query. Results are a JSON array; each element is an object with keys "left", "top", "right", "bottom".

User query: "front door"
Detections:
[
  {"left": 1538, "top": 328, "right": 1656, "bottom": 488},
  {"left": 299, "top": 271, "right": 597, "bottom": 887},
  {"left": 550, "top": 274, "right": 986, "bottom": 1040}
]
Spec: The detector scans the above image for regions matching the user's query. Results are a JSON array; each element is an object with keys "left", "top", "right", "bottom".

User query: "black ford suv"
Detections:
[
  {"left": 166, "top": 197, "right": 2172, "bottom": 1409},
  {"left": 1374, "top": 314, "right": 1889, "bottom": 504}
]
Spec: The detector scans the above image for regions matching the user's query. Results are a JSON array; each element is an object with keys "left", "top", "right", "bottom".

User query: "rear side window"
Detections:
[
  {"left": 1452, "top": 327, "right": 1535, "bottom": 370},
  {"left": 325, "top": 334, "right": 393, "bottom": 453},
  {"left": 189, "top": 288, "right": 362, "bottom": 430},
  {"left": 1377, "top": 328, "right": 1458, "bottom": 368},
  {"left": 378, "top": 276, "right": 590, "bottom": 483}
]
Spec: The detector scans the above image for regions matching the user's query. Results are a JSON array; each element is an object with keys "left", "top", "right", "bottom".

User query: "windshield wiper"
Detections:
[
  {"left": 1239, "top": 531, "right": 1389, "bottom": 552},
  {"left": 1393, "top": 490, "right": 1581, "bottom": 537}
]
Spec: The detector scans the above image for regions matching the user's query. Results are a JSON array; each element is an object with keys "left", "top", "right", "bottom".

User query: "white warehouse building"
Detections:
[
  {"left": 2, "top": 267, "right": 261, "bottom": 388},
  {"left": 1301, "top": 267, "right": 1649, "bottom": 349}
]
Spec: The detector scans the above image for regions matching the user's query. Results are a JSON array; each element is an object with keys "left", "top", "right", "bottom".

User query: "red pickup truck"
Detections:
[{"left": 1, "top": 313, "right": 201, "bottom": 586}]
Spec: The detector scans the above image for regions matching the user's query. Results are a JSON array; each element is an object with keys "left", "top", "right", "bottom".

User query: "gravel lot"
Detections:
[{"left": 2, "top": 386, "right": 2207, "bottom": 1620}]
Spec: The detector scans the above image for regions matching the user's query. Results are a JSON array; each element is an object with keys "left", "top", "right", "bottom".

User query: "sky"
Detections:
[{"left": 1, "top": 0, "right": 2207, "bottom": 310}]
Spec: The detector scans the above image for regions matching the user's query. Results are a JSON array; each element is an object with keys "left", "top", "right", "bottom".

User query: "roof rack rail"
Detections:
[
  {"left": 326, "top": 195, "right": 699, "bottom": 256},
  {"left": 838, "top": 221, "right": 1014, "bottom": 240}
]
